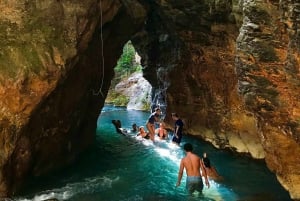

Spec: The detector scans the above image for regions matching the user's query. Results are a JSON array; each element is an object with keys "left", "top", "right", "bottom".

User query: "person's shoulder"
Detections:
[{"left": 191, "top": 153, "right": 200, "bottom": 159}]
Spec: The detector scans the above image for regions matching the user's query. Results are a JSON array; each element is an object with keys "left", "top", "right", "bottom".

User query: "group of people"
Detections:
[
  {"left": 136, "top": 107, "right": 222, "bottom": 195},
  {"left": 111, "top": 107, "right": 184, "bottom": 145},
  {"left": 136, "top": 107, "right": 184, "bottom": 145},
  {"left": 112, "top": 108, "right": 222, "bottom": 196}
]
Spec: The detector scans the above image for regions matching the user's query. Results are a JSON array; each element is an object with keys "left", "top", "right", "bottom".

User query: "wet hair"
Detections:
[
  {"left": 155, "top": 108, "right": 161, "bottom": 112},
  {"left": 184, "top": 143, "right": 193, "bottom": 152},
  {"left": 171, "top": 113, "right": 178, "bottom": 117},
  {"left": 132, "top": 123, "right": 138, "bottom": 131}
]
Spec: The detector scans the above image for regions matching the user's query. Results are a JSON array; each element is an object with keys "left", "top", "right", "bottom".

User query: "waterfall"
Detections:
[{"left": 150, "top": 66, "right": 170, "bottom": 120}]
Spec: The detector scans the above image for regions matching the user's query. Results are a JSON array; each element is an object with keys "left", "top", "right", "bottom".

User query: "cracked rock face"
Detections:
[
  {"left": 133, "top": 0, "right": 300, "bottom": 199},
  {"left": 0, "top": 0, "right": 299, "bottom": 199},
  {"left": 0, "top": 0, "right": 146, "bottom": 196}
]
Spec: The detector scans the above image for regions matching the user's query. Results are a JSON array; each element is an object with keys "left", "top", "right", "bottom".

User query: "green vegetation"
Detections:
[
  {"left": 106, "top": 91, "right": 129, "bottom": 106},
  {"left": 0, "top": 7, "right": 67, "bottom": 80},
  {"left": 0, "top": 43, "right": 44, "bottom": 79},
  {"left": 106, "top": 41, "right": 152, "bottom": 110},
  {"left": 106, "top": 41, "right": 143, "bottom": 106},
  {"left": 114, "top": 95, "right": 129, "bottom": 106},
  {"left": 141, "top": 94, "right": 151, "bottom": 110},
  {"left": 112, "top": 41, "right": 142, "bottom": 87},
  {"left": 115, "top": 41, "right": 142, "bottom": 75}
]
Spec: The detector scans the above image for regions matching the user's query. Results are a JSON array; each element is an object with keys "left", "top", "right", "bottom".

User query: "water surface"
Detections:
[{"left": 14, "top": 105, "right": 291, "bottom": 201}]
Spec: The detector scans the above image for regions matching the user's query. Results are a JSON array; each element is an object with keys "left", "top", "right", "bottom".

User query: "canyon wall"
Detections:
[
  {"left": 0, "top": 0, "right": 146, "bottom": 196},
  {"left": 133, "top": 0, "right": 300, "bottom": 199},
  {"left": 0, "top": 0, "right": 299, "bottom": 199}
]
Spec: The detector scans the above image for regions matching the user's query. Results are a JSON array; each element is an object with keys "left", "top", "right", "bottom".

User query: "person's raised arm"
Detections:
[
  {"left": 200, "top": 159, "right": 210, "bottom": 188},
  {"left": 176, "top": 159, "right": 184, "bottom": 187}
]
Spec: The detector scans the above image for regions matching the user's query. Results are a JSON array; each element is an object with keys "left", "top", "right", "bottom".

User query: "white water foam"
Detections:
[{"left": 14, "top": 176, "right": 120, "bottom": 201}]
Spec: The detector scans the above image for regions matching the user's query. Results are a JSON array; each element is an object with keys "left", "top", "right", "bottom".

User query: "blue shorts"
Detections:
[{"left": 186, "top": 176, "right": 203, "bottom": 194}]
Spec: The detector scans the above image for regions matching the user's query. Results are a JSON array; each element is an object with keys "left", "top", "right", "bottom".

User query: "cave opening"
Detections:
[{"left": 105, "top": 41, "right": 152, "bottom": 111}]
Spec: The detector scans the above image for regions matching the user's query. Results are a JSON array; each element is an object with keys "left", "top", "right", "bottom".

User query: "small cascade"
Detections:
[{"left": 150, "top": 66, "right": 170, "bottom": 120}]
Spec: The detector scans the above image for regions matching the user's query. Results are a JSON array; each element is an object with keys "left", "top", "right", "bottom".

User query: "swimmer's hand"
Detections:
[{"left": 176, "top": 181, "right": 180, "bottom": 187}]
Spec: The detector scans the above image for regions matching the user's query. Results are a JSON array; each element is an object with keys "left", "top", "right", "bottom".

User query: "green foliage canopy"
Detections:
[{"left": 114, "top": 41, "right": 141, "bottom": 81}]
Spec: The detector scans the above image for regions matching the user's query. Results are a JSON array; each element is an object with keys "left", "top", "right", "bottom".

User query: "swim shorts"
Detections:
[{"left": 186, "top": 176, "right": 203, "bottom": 194}]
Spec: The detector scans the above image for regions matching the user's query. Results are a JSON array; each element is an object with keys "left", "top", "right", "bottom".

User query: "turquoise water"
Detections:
[{"left": 14, "top": 105, "right": 291, "bottom": 201}]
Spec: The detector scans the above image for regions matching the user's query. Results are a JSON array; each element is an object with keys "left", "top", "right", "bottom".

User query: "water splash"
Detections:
[{"left": 14, "top": 176, "right": 120, "bottom": 201}]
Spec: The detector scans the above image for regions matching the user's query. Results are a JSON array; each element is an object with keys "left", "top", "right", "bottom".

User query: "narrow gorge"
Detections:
[{"left": 0, "top": 0, "right": 299, "bottom": 200}]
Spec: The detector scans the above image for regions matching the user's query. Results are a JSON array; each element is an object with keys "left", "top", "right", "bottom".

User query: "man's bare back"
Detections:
[
  {"left": 182, "top": 152, "right": 202, "bottom": 176},
  {"left": 176, "top": 143, "right": 209, "bottom": 192}
]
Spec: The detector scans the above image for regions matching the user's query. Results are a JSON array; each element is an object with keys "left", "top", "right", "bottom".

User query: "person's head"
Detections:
[
  {"left": 139, "top": 126, "right": 145, "bottom": 132},
  {"left": 155, "top": 108, "right": 161, "bottom": 114},
  {"left": 159, "top": 122, "right": 165, "bottom": 128},
  {"left": 171, "top": 113, "right": 178, "bottom": 120},
  {"left": 183, "top": 143, "right": 193, "bottom": 152},
  {"left": 132, "top": 123, "right": 137, "bottom": 129}
]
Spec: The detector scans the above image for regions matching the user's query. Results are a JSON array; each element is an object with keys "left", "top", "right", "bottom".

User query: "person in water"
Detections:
[
  {"left": 202, "top": 152, "right": 211, "bottom": 168},
  {"left": 155, "top": 122, "right": 168, "bottom": 140},
  {"left": 111, "top": 120, "right": 127, "bottom": 135},
  {"left": 146, "top": 108, "right": 161, "bottom": 142},
  {"left": 131, "top": 123, "right": 138, "bottom": 133},
  {"left": 202, "top": 152, "right": 223, "bottom": 181},
  {"left": 176, "top": 143, "right": 210, "bottom": 194},
  {"left": 171, "top": 113, "right": 184, "bottom": 145},
  {"left": 136, "top": 126, "right": 150, "bottom": 139}
]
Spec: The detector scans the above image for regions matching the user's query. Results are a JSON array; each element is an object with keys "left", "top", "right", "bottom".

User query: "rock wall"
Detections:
[
  {"left": 132, "top": 0, "right": 300, "bottom": 199},
  {"left": 0, "top": 0, "right": 299, "bottom": 199},
  {"left": 114, "top": 72, "right": 152, "bottom": 110},
  {"left": 0, "top": 0, "right": 146, "bottom": 196},
  {"left": 236, "top": 0, "right": 300, "bottom": 199}
]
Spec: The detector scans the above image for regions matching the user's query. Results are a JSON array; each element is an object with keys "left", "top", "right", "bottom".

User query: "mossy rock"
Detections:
[
  {"left": 106, "top": 90, "right": 129, "bottom": 107},
  {"left": 113, "top": 95, "right": 129, "bottom": 107}
]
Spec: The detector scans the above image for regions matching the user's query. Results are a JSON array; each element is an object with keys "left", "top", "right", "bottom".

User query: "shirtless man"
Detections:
[{"left": 176, "top": 143, "right": 210, "bottom": 194}]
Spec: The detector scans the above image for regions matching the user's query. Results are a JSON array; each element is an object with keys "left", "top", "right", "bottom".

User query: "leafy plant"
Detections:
[
  {"left": 113, "top": 94, "right": 129, "bottom": 106},
  {"left": 106, "top": 41, "right": 145, "bottom": 106},
  {"left": 113, "top": 41, "right": 142, "bottom": 85}
]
